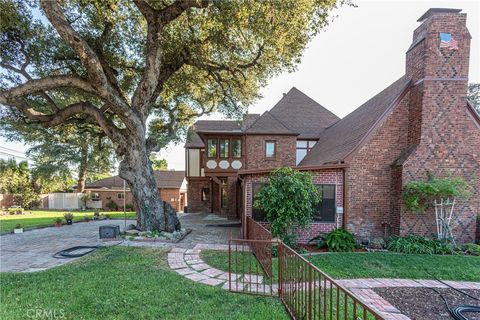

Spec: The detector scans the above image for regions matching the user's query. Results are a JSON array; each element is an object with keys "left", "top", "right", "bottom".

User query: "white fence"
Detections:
[{"left": 48, "top": 193, "right": 83, "bottom": 210}]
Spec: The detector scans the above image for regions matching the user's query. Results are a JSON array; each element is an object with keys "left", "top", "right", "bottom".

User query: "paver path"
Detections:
[
  {"left": 0, "top": 212, "right": 240, "bottom": 272},
  {"left": 167, "top": 246, "right": 480, "bottom": 320}
]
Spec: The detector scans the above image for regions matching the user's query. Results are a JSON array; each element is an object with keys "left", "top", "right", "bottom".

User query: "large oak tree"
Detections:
[{"left": 0, "top": 0, "right": 341, "bottom": 232}]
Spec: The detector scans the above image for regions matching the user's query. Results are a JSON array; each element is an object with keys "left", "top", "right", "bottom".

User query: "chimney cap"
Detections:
[{"left": 417, "top": 8, "right": 462, "bottom": 22}]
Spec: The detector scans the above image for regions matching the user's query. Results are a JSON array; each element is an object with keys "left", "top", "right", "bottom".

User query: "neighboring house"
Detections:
[
  {"left": 185, "top": 8, "right": 480, "bottom": 244},
  {"left": 83, "top": 171, "right": 187, "bottom": 212}
]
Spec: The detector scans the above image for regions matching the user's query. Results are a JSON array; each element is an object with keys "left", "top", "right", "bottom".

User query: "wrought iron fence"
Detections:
[
  {"left": 229, "top": 218, "right": 385, "bottom": 320},
  {"left": 277, "top": 242, "right": 384, "bottom": 320}
]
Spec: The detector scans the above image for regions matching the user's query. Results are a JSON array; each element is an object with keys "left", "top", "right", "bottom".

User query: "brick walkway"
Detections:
[
  {"left": 168, "top": 246, "right": 480, "bottom": 320},
  {"left": 166, "top": 244, "right": 273, "bottom": 292}
]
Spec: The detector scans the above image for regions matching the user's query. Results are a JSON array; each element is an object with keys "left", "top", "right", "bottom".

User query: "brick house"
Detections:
[
  {"left": 84, "top": 171, "right": 187, "bottom": 212},
  {"left": 185, "top": 8, "right": 479, "bottom": 243}
]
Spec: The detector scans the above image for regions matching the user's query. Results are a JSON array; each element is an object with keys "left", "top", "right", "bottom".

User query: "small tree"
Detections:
[
  {"left": 254, "top": 168, "right": 320, "bottom": 246},
  {"left": 403, "top": 174, "right": 472, "bottom": 244}
]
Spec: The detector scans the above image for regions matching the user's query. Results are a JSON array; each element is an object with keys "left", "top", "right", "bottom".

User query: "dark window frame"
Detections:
[
  {"left": 207, "top": 138, "right": 218, "bottom": 158},
  {"left": 231, "top": 138, "right": 242, "bottom": 158},
  {"left": 251, "top": 182, "right": 267, "bottom": 221},
  {"left": 218, "top": 138, "right": 229, "bottom": 158},
  {"left": 313, "top": 184, "right": 336, "bottom": 223},
  {"left": 265, "top": 140, "right": 276, "bottom": 159},
  {"left": 117, "top": 193, "right": 125, "bottom": 200},
  {"left": 296, "top": 140, "right": 317, "bottom": 165}
]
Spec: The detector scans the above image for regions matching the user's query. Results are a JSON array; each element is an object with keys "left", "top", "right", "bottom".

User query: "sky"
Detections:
[{"left": 1, "top": 0, "right": 479, "bottom": 171}]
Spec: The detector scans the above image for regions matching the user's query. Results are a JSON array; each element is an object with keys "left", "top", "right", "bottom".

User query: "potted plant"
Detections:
[
  {"left": 13, "top": 224, "right": 23, "bottom": 234},
  {"left": 64, "top": 212, "right": 74, "bottom": 225},
  {"left": 93, "top": 210, "right": 100, "bottom": 220},
  {"left": 54, "top": 218, "right": 62, "bottom": 227}
]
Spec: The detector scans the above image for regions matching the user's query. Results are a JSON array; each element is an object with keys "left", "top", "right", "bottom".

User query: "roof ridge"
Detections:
[{"left": 288, "top": 87, "right": 340, "bottom": 120}]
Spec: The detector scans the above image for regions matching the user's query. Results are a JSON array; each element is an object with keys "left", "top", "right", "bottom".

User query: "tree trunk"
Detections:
[
  {"left": 118, "top": 134, "right": 181, "bottom": 232},
  {"left": 77, "top": 143, "right": 88, "bottom": 193}
]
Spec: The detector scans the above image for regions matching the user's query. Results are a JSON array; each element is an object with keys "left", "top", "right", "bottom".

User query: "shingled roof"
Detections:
[
  {"left": 85, "top": 170, "right": 186, "bottom": 189},
  {"left": 269, "top": 87, "right": 340, "bottom": 139},
  {"left": 245, "top": 111, "right": 296, "bottom": 134},
  {"left": 184, "top": 120, "right": 242, "bottom": 148},
  {"left": 299, "top": 76, "right": 411, "bottom": 166}
]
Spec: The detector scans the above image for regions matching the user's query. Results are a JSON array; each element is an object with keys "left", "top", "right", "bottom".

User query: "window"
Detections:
[
  {"left": 314, "top": 184, "right": 336, "bottom": 222},
  {"left": 221, "top": 188, "right": 228, "bottom": 209},
  {"left": 117, "top": 193, "right": 125, "bottom": 200},
  {"left": 296, "top": 140, "right": 317, "bottom": 165},
  {"left": 231, "top": 139, "right": 242, "bottom": 158},
  {"left": 207, "top": 139, "right": 217, "bottom": 157},
  {"left": 201, "top": 188, "right": 210, "bottom": 202},
  {"left": 252, "top": 183, "right": 266, "bottom": 221},
  {"left": 219, "top": 139, "right": 229, "bottom": 158},
  {"left": 91, "top": 192, "right": 100, "bottom": 201},
  {"left": 265, "top": 141, "right": 276, "bottom": 158}
]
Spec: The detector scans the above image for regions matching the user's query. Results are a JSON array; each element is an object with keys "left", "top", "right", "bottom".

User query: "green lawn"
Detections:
[
  {"left": 0, "top": 209, "right": 137, "bottom": 233},
  {"left": 0, "top": 247, "right": 288, "bottom": 320},
  {"left": 201, "top": 250, "right": 480, "bottom": 282}
]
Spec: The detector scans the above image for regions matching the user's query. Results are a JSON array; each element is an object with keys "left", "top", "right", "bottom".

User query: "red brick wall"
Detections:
[
  {"left": 400, "top": 12, "right": 479, "bottom": 243},
  {"left": 0, "top": 194, "right": 15, "bottom": 208},
  {"left": 244, "top": 169, "right": 344, "bottom": 243},
  {"left": 346, "top": 94, "right": 411, "bottom": 241},
  {"left": 186, "top": 178, "right": 211, "bottom": 213},
  {"left": 245, "top": 135, "right": 296, "bottom": 169}
]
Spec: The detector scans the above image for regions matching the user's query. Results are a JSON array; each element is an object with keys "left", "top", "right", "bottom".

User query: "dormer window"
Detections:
[
  {"left": 207, "top": 139, "right": 217, "bottom": 158},
  {"left": 296, "top": 140, "right": 317, "bottom": 165}
]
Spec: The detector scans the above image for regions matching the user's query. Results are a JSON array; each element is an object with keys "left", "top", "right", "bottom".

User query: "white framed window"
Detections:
[
  {"left": 117, "top": 193, "right": 125, "bottom": 200},
  {"left": 91, "top": 192, "right": 100, "bottom": 201}
]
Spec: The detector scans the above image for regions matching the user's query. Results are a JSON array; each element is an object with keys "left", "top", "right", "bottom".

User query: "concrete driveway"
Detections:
[{"left": 0, "top": 212, "right": 239, "bottom": 272}]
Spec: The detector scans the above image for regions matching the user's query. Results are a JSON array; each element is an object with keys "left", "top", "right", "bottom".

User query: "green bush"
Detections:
[
  {"left": 463, "top": 243, "right": 480, "bottom": 256},
  {"left": 125, "top": 203, "right": 134, "bottom": 211},
  {"left": 386, "top": 235, "right": 456, "bottom": 255},
  {"left": 8, "top": 207, "right": 24, "bottom": 215},
  {"left": 106, "top": 200, "right": 119, "bottom": 211},
  {"left": 325, "top": 229, "right": 356, "bottom": 252}
]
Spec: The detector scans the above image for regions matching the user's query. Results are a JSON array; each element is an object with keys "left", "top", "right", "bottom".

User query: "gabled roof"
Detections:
[
  {"left": 245, "top": 111, "right": 296, "bottom": 134},
  {"left": 184, "top": 120, "right": 242, "bottom": 148},
  {"left": 269, "top": 87, "right": 340, "bottom": 139},
  {"left": 299, "top": 76, "right": 411, "bottom": 166},
  {"left": 85, "top": 170, "right": 186, "bottom": 189}
]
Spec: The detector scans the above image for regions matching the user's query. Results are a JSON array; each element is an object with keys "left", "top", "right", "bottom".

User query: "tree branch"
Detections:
[
  {"left": 39, "top": 0, "right": 130, "bottom": 111},
  {"left": 131, "top": 0, "right": 209, "bottom": 118}
]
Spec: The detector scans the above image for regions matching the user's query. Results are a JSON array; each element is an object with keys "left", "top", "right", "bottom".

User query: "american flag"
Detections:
[{"left": 439, "top": 32, "right": 458, "bottom": 50}]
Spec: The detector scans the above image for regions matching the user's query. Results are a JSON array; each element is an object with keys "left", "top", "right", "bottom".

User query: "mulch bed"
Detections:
[{"left": 373, "top": 287, "right": 480, "bottom": 320}]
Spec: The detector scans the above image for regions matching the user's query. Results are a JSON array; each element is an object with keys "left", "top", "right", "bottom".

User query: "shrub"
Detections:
[
  {"left": 8, "top": 207, "right": 23, "bottom": 215},
  {"left": 54, "top": 217, "right": 63, "bottom": 224},
  {"left": 63, "top": 213, "right": 74, "bottom": 220},
  {"left": 125, "top": 203, "right": 134, "bottom": 211},
  {"left": 325, "top": 229, "right": 356, "bottom": 252},
  {"left": 463, "top": 243, "right": 480, "bottom": 256},
  {"left": 106, "top": 200, "right": 119, "bottom": 211},
  {"left": 386, "top": 235, "right": 456, "bottom": 255},
  {"left": 254, "top": 167, "right": 320, "bottom": 247}
]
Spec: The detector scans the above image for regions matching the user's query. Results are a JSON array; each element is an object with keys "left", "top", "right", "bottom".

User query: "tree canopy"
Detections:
[
  {"left": 0, "top": 159, "right": 39, "bottom": 208},
  {"left": 0, "top": 0, "right": 343, "bottom": 231}
]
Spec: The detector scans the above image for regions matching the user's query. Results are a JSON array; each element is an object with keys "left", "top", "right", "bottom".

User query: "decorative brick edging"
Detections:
[
  {"left": 167, "top": 245, "right": 256, "bottom": 291},
  {"left": 337, "top": 278, "right": 480, "bottom": 320}
]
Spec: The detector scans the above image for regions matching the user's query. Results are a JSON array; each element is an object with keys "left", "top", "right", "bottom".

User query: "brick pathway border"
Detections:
[{"left": 168, "top": 246, "right": 480, "bottom": 320}]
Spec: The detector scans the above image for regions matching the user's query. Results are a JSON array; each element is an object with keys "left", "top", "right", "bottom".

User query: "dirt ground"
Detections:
[{"left": 374, "top": 287, "right": 480, "bottom": 320}]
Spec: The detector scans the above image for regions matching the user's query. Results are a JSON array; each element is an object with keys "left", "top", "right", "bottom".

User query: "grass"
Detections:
[
  {"left": 0, "top": 209, "right": 137, "bottom": 233},
  {"left": 0, "top": 247, "right": 289, "bottom": 320},
  {"left": 201, "top": 250, "right": 480, "bottom": 281}
]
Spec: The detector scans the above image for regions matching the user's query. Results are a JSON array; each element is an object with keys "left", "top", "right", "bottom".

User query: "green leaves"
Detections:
[
  {"left": 254, "top": 167, "right": 320, "bottom": 245},
  {"left": 403, "top": 175, "right": 472, "bottom": 213},
  {"left": 325, "top": 228, "right": 356, "bottom": 252}
]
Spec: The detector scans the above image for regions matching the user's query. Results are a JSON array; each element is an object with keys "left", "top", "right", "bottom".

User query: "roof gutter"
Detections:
[{"left": 238, "top": 163, "right": 348, "bottom": 176}]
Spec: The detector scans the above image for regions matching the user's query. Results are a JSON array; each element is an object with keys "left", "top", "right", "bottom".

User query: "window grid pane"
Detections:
[
  {"left": 266, "top": 142, "right": 275, "bottom": 157},
  {"left": 207, "top": 139, "right": 217, "bottom": 157},
  {"left": 232, "top": 139, "right": 242, "bottom": 158},
  {"left": 219, "top": 139, "right": 229, "bottom": 158}
]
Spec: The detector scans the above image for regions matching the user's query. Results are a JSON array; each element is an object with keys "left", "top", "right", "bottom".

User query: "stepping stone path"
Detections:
[
  {"left": 167, "top": 244, "right": 272, "bottom": 292},
  {"left": 168, "top": 246, "right": 480, "bottom": 320}
]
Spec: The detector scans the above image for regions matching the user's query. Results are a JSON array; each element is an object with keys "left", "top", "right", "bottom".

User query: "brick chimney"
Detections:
[{"left": 405, "top": 8, "right": 471, "bottom": 145}]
